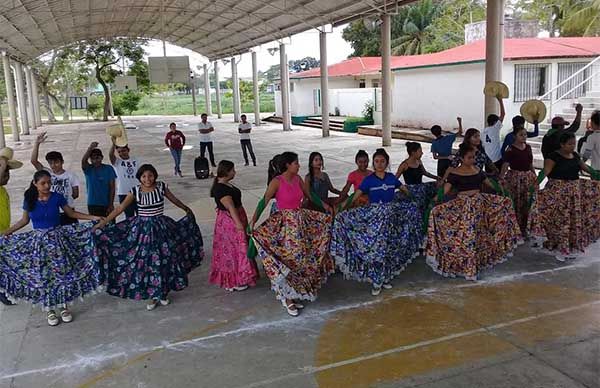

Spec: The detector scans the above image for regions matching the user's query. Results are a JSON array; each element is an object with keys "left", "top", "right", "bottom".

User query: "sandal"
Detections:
[
  {"left": 47, "top": 310, "right": 59, "bottom": 326},
  {"left": 281, "top": 300, "right": 298, "bottom": 317},
  {"left": 146, "top": 300, "right": 158, "bottom": 311},
  {"left": 60, "top": 308, "right": 73, "bottom": 323}
]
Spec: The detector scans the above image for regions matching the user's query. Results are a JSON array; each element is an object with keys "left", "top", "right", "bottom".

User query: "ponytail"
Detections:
[{"left": 24, "top": 170, "right": 51, "bottom": 212}]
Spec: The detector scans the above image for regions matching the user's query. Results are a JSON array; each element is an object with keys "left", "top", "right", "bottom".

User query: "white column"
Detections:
[
  {"left": 279, "top": 43, "right": 291, "bottom": 131},
  {"left": 24, "top": 66, "right": 37, "bottom": 130},
  {"left": 2, "top": 52, "right": 19, "bottom": 142},
  {"left": 31, "top": 69, "right": 42, "bottom": 126},
  {"left": 108, "top": 84, "right": 115, "bottom": 117},
  {"left": 203, "top": 63, "right": 212, "bottom": 115},
  {"left": 0, "top": 102, "right": 4, "bottom": 148},
  {"left": 484, "top": 0, "right": 505, "bottom": 121},
  {"left": 190, "top": 72, "right": 197, "bottom": 116},
  {"left": 231, "top": 57, "right": 241, "bottom": 123},
  {"left": 381, "top": 14, "right": 392, "bottom": 147},
  {"left": 13, "top": 62, "right": 30, "bottom": 136},
  {"left": 214, "top": 61, "right": 222, "bottom": 119},
  {"left": 319, "top": 30, "right": 330, "bottom": 137},
  {"left": 251, "top": 51, "right": 261, "bottom": 126}
]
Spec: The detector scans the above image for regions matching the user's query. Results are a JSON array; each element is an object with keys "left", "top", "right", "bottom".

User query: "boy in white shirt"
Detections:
[
  {"left": 198, "top": 113, "right": 217, "bottom": 167},
  {"left": 30, "top": 132, "right": 81, "bottom": 225},
  {"left": 581, "top": 110, "right": 600, "bottom": 170},
  {"left": 238, "top": 114, "right": 256, "bottom": 166},
  {"left": 109, "top": 139, "right": 141, "bottom": 218},
  {"left": 482, "top": 95, "right": 505, "bottom": 171}
]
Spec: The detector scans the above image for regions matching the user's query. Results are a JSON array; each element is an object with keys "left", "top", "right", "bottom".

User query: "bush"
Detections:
[
  {"left": 363, "top": 100, "right": 374, "bottom": 122},
  {"left": 87, "top": 95, "right": 103, "bottom": 118},
  {"left": 113, "top": 91, "right": 142, "bottom": 115}
]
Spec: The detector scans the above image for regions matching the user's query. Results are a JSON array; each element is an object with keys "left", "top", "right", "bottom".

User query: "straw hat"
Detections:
[
  {"left": 483, "top": 81, "right": 509, "bottom": 99},
  {"left": 520, "top": 100, "right": 547, "bottom": 124},
  {"left": 0, "top": 147, "right": 23, "bottom": 169},
  {"left": 106, "top": 116, "right": 128, "bottom": 147}
]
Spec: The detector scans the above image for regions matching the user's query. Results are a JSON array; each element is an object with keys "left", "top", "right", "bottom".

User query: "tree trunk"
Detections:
[
  {"left": 96, "top": 65, "right": 110, "bottom": 121},
  {"left": 48, "top": 91, "right": 65, "bottom": 122},
  {"left": 62, "top": 87, "right": 69, "bottom": 121},
  {"left": 40, "top": 86, "right": 57, "bottom": 122}
]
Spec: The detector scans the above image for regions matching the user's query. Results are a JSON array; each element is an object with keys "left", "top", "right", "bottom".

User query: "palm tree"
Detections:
[
  {"left": 391, "top": 0, "right": 438, "bottom": 55},
  {"left": 563, "top": 0, "right": 600, "bottom": 36}
]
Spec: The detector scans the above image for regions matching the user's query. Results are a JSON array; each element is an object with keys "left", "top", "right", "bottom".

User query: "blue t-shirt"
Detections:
[
  {"left": 431, "top": 133, "right": 457, "bottom": 157},
  {"left": 83, "top": 164, "right": 117, "bottom": 206},
  {"left": 359, "top": 172, "right": 401, "bottom": 204},
  {"left": 23, "top": 192, "right": 67, "bottom": 229}
]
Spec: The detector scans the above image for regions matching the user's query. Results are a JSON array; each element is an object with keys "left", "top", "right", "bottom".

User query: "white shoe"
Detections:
[
  {"left": 159, "top": 299, "right": 170, "bottom": 306},
  {"left": 233, "top": 285, "right": 248, "bottom": 291},
  {"left": 382, "top": 282, "right": 393, "bottom": 290},
  {"left": 281, "top": 300, "right": 299, "bottom": 316},
  {"left": 47, "top": 310, "right": 60, "bottom": 326},
  {"left": 146, "top": 300, "right": 158, "bottom": 311},
  {"left": 225, "top": 288, "right": 235, "bottom": 292},
  {"left": 60, "top": 308, "right": 73, "bottom": 323},
  {"left": 294, "top": 302, "right": 305, "bottom": 309},
  {"left": 371, "top": 286, "right": 382, "bottom": 296}
]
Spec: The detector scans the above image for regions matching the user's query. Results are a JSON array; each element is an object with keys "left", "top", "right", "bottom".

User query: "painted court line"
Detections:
[
  {"left": 241, "top": 300, "right": 600, "bottom": 388},
  {"left": 0, "top": 258, "right": 599, "bottom": 382}
]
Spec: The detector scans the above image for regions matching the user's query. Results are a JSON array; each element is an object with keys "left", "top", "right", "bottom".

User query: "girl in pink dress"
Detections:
[
  {"left": 250, "top": 152, "right": 333, "bottom": 316},
  {"left": 340, "top": 150, "right": 372, "bottom": 207},
  {"left": 209, "top": 160, "right": 259, "bottom": 291}
]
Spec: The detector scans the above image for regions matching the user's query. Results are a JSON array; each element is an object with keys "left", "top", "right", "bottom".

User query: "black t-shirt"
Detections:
[
  {"left": 548, "top": 151, "right": 581, "bottom": 181},
  {"left": 212, "top": 183, "right": 242, "bottom": 210}
]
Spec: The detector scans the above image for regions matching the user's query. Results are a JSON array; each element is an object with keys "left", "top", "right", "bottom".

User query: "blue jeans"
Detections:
[{"left": 170, "top": 148, "right": 182, "bottom": 173}]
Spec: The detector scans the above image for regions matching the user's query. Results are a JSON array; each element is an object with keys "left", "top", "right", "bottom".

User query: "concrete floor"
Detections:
[{"left": 0, "top": 115, "right": 598, "bottom": 388}]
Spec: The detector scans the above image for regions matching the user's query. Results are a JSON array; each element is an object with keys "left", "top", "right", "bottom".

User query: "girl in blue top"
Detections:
[
  {"left": 0, "top": 170, "right": 102, "bottom": 327},
  {"left": 330, "top": 148, "right": 423, "bottom": 296}
]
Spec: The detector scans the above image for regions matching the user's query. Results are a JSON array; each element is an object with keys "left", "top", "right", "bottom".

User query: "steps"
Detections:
[{"left": 296, "top": 116, "right": 346, "bottom": 131}]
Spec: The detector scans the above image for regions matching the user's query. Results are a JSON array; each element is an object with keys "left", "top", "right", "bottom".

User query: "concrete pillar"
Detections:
[
  {"left": 381, "top": 14, "right": 392, "bottom": 147},
  {"left": 231, "top": 57, "right": 241, "bottom": 123},
  {"left": 214, "top": 61, "right": 222, "bottom": 119},
  {"left": 484, "top": 0, "right": 505, "bottom": 121},
  {"left": 0, "top": 102, "right": 4, "bottom": 148},
  {"left": 319, "top": 30, "right": 330, "bottom": 137},
  {"left": 31, "top": 69, "right": 42, "bottom": 126},
  {"left": 13, "top": 62, "right": 30, "bottom": 136},
  {"left": 24, "top": 66, "right": 37, "bottom": 130},
  {"left": 203, "top": 63, "right": 212, "bottom": 116},
  {"left": 190, "top": 72, "right": 197, "bottom": 116},
  {"left": 279, "top": 43, "right": 291, "bottom": 131},
  {"left": 2, "top": 52, "right": 19, "bottom": 142},
  {"left": 251, "top": 51, "right": 261, "bottom": 126}
]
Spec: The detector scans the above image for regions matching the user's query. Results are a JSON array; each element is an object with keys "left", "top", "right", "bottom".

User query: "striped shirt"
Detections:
[{"left": 132, "top": 181, "right": 166, "bottom": 217}]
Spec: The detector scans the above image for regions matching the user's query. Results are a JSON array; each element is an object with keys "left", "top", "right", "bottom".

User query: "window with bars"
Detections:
[
  {"left": 514, "top": 63, "right": 551, "bottom": 102},
  {"left": 557, "top": 62, "right": 590, "bottom": 99}
]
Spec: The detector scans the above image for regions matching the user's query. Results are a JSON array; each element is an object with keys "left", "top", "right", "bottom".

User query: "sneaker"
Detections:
[
  {"left": 253, "top": 161, "right": 256, "bottom": 167},
  {"left": 0, "top": 292, "right": 14, "bottom": 306},
  {"left": 159, "top": 299, "right": 170, "bottom": 306},
  {"left": 233, "top": 285, "right": 248, "bottom": 291},
  {"left": 60, "top": 308, "right": 73, "bottom": 323},
  {"left": 225, "top": 288, "right": 235, "bottom": 292},
  {"left": 47, "top": 310, "right": 60, "bottom": 326},
  {"left": 382, "top": 282, "right": 393, "bottom": 290},
  {"left": 371, "top": 286, "right": 382, "bottom": 296},
  {"left": 178, "top": 171, "right": 183, "bottom": 177},
  {"left": 146, "top": 300, "right": 158, "bottom": 311},
  {"left": 244, "top": 162, "right": 249, "bottom": 166},
  {"left": 294, "top": 302, "right": 305, "bottom": 309}
]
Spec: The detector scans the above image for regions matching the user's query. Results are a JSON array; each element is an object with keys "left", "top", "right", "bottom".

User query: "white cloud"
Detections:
[{"left": 144, "top": 24, "right": 352, "bottom": 79}]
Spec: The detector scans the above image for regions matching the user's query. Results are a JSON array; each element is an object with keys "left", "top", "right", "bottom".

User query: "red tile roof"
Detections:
[{"left": 290, "top": 37, "right": 600, "bottom": 79}]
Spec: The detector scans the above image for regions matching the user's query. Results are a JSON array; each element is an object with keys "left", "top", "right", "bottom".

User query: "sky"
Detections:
[{"left": 144, "top": 24, "right": 353, "bottom": 80}]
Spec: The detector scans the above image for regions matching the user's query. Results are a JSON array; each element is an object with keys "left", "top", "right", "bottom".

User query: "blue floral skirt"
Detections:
[
  {"left": 0, "top": 222, "right": 101, "bottom": 310},
  {"left": 94, "top": 214, "right": 203, "bottom": 301},
  {"left": 330, "top": 201, "right": 423, "bottom": 286},
  {"left": 395, "top": 182, "right": 437, "bottom": 214}
]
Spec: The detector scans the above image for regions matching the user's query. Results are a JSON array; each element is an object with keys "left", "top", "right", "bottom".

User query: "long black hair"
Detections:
[
  {"left": 267, "top": 154, "right": 282, "bottom": 185},
  {"left": 308, "top": 151, "right": 323, "bottom": 188},
  {"left": 463, "top": 128, "right": 483, "bottom": 151},
  {"left": 278, "top": 152, "right": 298, "bottom": 174},
  {"left": 210, "top": 160, "right": 235, "bottom": 197},
  {"left": 24, "top": 170, "right": 51, "bottom": 212}
]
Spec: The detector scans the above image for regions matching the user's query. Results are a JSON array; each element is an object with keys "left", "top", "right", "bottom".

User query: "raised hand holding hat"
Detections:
[
  {"left": 520, "top": 100, "right": 547, "bottom": 124},
  {"left": 483, "top": 81, "right": 509, "bottom": 99},
  {"left": 0, "top": 147, "right": 23, "bottom": 169}
]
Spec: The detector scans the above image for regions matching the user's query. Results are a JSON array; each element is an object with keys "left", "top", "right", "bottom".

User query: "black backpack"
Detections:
[{"left": 194, "top": 156, "right": 210, "bottom": 179}]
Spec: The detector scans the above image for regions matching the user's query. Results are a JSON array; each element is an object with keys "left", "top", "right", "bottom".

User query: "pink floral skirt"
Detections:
[{"left": 209, "top": 207, "right": 259, "bottom": 289}]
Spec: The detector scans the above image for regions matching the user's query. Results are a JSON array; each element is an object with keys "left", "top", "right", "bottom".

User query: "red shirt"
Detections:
[
  {"left": 504, "top": 144, "right": 533, "bottom": 172},
  {"left": 165, "top": 130, "right": 186, "bottom": 149}
]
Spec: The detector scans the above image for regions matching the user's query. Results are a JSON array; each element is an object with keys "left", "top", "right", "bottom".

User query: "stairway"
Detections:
[{"left": 296, "top": 116, "right": 346, "bottom": 131}]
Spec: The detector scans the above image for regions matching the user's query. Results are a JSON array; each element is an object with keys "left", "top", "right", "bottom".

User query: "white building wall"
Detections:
[{"left": 329, "top": 88, "right": 378, "bottom": 117}]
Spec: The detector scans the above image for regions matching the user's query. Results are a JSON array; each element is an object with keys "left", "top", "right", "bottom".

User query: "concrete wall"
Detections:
[
  {"left": 329, "top": 88, "right": 378, "bottom": 117},
  {"left": 465, "top": 20, "right": 539, "bottom": 44}
]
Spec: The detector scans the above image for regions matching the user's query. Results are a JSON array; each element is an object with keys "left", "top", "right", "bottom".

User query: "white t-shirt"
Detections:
[
  {"left": 238, "top": 122, "right": 252, "bottom": 140},
  {"left": 198, "top": 122, "right": 214, "bottom": 143},
  {"left": 45, "top": 168, "right": 80, "bottom": 207},
  {"left": 482, "top": 121, "right": 503, "bottom": 162},
  {"left": 112, "top": 157, "right": 141, "bottom": 195},
  {"left": 582, "top": 131, "right": 600, "bottom": 170}
]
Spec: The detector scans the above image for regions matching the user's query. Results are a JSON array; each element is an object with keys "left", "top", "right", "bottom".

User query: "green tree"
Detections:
[
  {"left": 391, "top": 0, "right": 439, "bottom": 55},
  {"left": 563, "top": 0, "right": 600, "bottom": 36},
  {"left": 126, "top": 61, "right": 151, "bottom": 94},
  {"left": 114, "top": 90, "right": 142, "bottom": 115},
  {"left": 75, "top": 38, "right": 147, "bottom": 121},
  {"left": 342, "top": 20, "right": 382, "bottom": 57},
  {"left": 513, "top": 0, "right": 577, "bottom": 37},
  {"left": 424, "top": 0, "right": 485, "bottom": 52}
]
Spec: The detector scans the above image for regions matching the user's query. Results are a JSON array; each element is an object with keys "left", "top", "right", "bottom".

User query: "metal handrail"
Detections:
[
  {"left": 553, "top": 70, "right": 599, "bottom": 106},
  {"left": 539, "top": 56, "right": 600, "bottom": 101}
]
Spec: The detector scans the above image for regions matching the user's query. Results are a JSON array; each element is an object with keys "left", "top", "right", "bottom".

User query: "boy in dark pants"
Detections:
[
  {"left": 238, "top": 114, "right": 256, "bottom": 166},
  {"left": 81, "top": 142, "right": 116, "bottom": 217},
  {"left": 430, "top": 117, "right": 463, "bottom": 177}
]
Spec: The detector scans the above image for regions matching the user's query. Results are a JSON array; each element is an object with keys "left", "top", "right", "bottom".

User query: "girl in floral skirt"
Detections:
[
  {"left": 446, "top": 128, "right": 499, "bottom": 179},
  {"left": 340, "top": 150, "right": 372, "bottom": 207},
  {"left": 331, "top": 148, "right": 423, "bottom": 296},
  {"left": 0, "top": 170, "right": 102, "bottom": 326},
  {"left": 93, "top": 164, "right": 203, "bottom": 311},
  {"left": 250, "top": 151, "right": 333, "bottom": 317},
  {"left": 304, "top": 152, "right": 343, "bottom": 212},
  {"left": 209, "top": 160, "right": 259, "bottom": 291},
  {"left": 426, "top": 143, "right": 522, "bottom": 280},
  {"left": 395, "top": 142, "right": 440, "bottom": 213},
  {"left": 529, "top": 133, "right": 600, "bottom": 260},
  {"left": 500, "top": 127, "right": 537, "bottom": 237}
]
